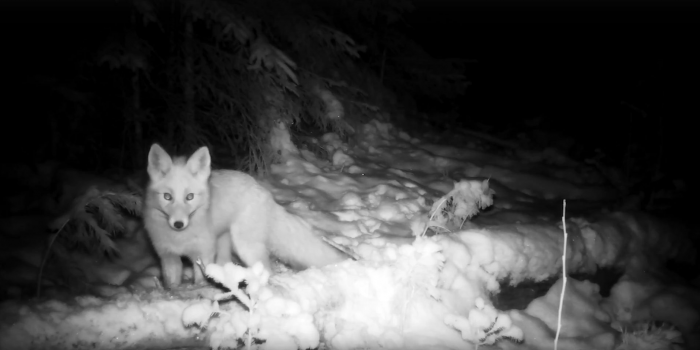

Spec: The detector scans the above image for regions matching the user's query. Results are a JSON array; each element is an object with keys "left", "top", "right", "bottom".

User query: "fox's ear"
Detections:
[
  {"left": 147, "top": 144, "right": 172, "bottom": 180},
  {"left": 187, "top": 146, "right": 211, "bottom": 180}
]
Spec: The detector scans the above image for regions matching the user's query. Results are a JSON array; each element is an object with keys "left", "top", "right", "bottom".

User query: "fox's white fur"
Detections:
[{"left": 143, "top": 144, "right": 346, "bottom": 288}]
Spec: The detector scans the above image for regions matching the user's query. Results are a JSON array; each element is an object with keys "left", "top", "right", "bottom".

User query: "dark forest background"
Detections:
[{"left": 1, "top": 0, "right": 698, "bottom": 207}]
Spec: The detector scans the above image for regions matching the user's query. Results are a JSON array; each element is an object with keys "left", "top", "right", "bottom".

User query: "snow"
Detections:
[
  {"left": 1, "top": 119, "right": 697, "bottom": 350},
  {"left": 0, "top": 292, "right": 206, "bottom": 349}
]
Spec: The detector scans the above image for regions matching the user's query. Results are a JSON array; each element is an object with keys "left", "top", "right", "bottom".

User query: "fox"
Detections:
[{"left": 143, "top": 143, "right": 347, "bottom": 288}]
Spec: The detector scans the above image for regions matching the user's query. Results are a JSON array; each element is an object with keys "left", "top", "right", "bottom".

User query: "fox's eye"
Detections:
[
  {"left": 186, "top": 193, "right": 194, "bottom": 201},
  {"left": 163, "top": 193, "right": 172, "bottom": 201}
]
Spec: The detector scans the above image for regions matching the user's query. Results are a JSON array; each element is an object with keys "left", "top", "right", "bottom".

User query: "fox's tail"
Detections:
[{"left": 268, "top": 204, "right": 348, "bottom": 269}]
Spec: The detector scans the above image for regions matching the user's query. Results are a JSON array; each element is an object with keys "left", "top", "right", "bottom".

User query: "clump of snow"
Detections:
[
  {"left": 428, "top": 179, "right": 494, "bottom": 232},
  {"left": 616, "top": 322, "right": 684, "bottom": 350},
  {"left": 185, "top": 261, "right": 323, "bottom": 350},
  {"left": 602, "top": 274, "right": 700, "bottom": 349},
  {"left": 0, "top": 291, "right": 205, "bottom": 350},
  {"left": 445, "top": 297, "right": 524, "bottom": 346},
  {"left": 269, "top": 119, "right": 301, "bottom": 158},
  {"left": 186, "top": 236, "right": 480, "bottom": 350},
  {"left": 332, "top": 149, "right": 354, "bottom": 167}
]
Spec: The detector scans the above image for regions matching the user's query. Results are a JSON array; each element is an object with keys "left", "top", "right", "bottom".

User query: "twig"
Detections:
[
  {"left": 36, "top": 218, "right": 70, "bottom": 297},
  {"left": 554, "top": 200, "right": 568, "bottom": 350},
  {"left": 422, "top": 197, "right": 448, "bottom": 237}
]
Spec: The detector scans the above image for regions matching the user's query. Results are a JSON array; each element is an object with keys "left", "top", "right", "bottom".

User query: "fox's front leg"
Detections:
[
  {"left": 215, "top": 234, "right": 233, "bottom": 265},
  {"left": 159, "top": 254, "right": 183, "bottom": 289},
  {"left": 191, "top": 253, "right": 213, "bottom": 285},
  {"left": 191, "top": 239, "right": 217, "bottom": 285}
]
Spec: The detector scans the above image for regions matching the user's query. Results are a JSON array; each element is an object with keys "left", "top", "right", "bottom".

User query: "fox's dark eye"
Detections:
[
  {"left": 186, "top": 193, "right": 194, "bottom": 201},
  {"left": 164, "top": 193, "right": 172, "bottom": 201}
]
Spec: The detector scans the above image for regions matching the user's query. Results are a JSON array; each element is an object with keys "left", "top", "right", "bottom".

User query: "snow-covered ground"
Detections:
[{"left": 0, "top": 119, "right": 697, "bottom": 350}]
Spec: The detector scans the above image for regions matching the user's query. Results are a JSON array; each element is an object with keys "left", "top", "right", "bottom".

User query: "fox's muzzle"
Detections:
[{"left": 167, "top": 206, "right": 200, "bottom": 231}]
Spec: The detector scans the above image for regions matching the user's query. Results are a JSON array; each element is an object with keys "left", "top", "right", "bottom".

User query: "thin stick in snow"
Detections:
[
  {"left": 422, "top": 197, "right": 448, "bottom": 237},
  {"left": 554, "top": 200, "right": 568, "bottom": 350}
]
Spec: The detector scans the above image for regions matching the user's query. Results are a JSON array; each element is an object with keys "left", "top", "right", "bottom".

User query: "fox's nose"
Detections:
[{"left": 169, "top": 216, "right": 188, "bottom": 230}]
